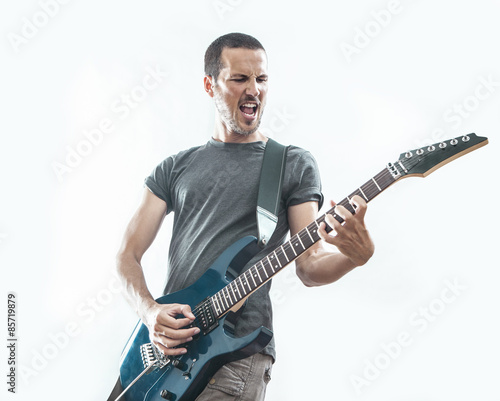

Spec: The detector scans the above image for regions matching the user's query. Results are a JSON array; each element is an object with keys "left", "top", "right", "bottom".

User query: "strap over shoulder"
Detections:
[{"left": 257, "top": 138, "right": 288, "bottom": 248}]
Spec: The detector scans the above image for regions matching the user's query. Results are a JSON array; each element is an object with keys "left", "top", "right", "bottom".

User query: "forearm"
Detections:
[
  {"left": 295, "top": 244, "right": 359, "bottom": 287},
  {"left": 116, "top": 251, "right": 157, "bottom": 322}
]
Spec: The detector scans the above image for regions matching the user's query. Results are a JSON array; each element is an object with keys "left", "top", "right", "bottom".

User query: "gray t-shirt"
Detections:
[{"left": 145, "top": 138, "right": 323, "bottom": 359}]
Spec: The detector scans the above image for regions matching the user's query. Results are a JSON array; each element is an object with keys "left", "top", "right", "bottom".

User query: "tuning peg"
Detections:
[
  {"left": 462, "top": 135, "right": 470, "bottom": 142},
  {"left": 416, "top": 149, "right": 424, "bottom": 155},
  {"left": 450, "top": 139, "right": 458, "bottom": 145},
  {"left": 405, "top": 151, "right": 413, "bottom": 158},
  {"left": 427, "top": 145, "right": 436, "bottom": 151},
  {"left": 439, "top": 142, "right": 446, "bottom": 149}
]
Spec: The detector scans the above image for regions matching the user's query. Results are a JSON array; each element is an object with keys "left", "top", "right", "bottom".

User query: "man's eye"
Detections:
[{"left": 232, "top": 78, "right": 246, "bottom": 82}]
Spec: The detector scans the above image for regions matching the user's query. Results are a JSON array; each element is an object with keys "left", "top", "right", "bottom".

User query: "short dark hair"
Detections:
[{"left": 204, "top": 33, "right": 266, "bottom": 82}]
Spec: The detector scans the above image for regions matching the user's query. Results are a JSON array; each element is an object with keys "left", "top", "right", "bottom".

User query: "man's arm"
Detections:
[
  {"left": 289, "top": 195, "right": 374, "bottom": 287},
  {"left": 116, "top": 188, "right": 200, "bottom": 356}
]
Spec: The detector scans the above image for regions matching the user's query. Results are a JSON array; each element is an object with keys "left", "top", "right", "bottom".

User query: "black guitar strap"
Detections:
[{"left": 256, "top": 138, "right": 287, "bottom": 248}]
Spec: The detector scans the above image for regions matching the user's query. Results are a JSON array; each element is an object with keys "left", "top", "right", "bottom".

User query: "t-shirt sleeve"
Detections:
[
  {"left": 285, "top": 150, "right": 324, "bottom": 209},
  {"left": 144, "top": 157, "right": 174, "bottom": 212}
]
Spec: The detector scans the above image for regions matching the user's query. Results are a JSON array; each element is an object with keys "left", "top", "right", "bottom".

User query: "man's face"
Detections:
[{"left": 211, "top": 48, "right": 268, "bottom": 136}]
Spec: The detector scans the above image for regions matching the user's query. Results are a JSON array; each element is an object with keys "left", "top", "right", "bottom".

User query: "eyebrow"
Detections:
[{"left": 230, "top": 73, "right": 268, "bottom": 79}]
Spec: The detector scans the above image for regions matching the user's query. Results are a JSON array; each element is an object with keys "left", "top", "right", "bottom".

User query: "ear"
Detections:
[{"left": 204, "top": 75, "right": 215, "bottom": 98}]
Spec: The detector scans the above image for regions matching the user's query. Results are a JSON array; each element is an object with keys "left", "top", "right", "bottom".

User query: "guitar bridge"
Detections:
[{"left": 140, "top": 343, "right": 170, "bottom": 371}]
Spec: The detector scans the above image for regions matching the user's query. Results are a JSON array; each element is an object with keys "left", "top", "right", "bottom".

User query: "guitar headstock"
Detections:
[{"left": 387, "top": 133, "right": 488, "bottom": 180}]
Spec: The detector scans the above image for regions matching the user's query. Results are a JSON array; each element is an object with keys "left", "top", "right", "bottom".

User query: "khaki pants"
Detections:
[{"left": 195, "top": 353, "right": 273, "bottom": 401}]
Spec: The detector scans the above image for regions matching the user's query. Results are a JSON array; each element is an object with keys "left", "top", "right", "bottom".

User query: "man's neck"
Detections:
[{"left": 212, "top": 119, "right": 267, "bottom": 144}]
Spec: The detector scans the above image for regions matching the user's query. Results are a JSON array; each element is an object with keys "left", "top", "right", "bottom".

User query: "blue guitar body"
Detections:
[{"left": 119, "top": 236, "right": 273, "bottom": 401}]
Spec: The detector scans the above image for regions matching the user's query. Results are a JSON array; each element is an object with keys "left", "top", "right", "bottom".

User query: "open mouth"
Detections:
[{"left": 239, "top": 103, "right": 258, "bottom": 118}]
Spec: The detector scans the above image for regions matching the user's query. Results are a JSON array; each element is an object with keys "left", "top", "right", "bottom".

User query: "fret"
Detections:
[
  {"left": 260, "top": 258, "right": 273, "bottom": 278},
  {"left": 362, "top": 180, "right": 379, "bottom": 199},
  {"left": 351, "top": 189, "right": 364, "bottom": 203},
  {"left": 276, "top": 247, "right": 288, "bottom": 267},
  {"left": 267, "top": 255, "right": 276, "bottom": 273},
  {"left": 340, "top": 199, "right": 356, "bottom": 215},
  {"left": 296, "top": 235, "right": 305, "bottom": 252},
  {"left": 281, "top": 246, "right": 290, "bottom": 262},
  {"left": 284, "top": 243, "right": 296, "bottom": 260},
  {"left": 305, "top": 226, "right": 314, "bottom": 243},
  {"left": 372, "top": 177, "right": 382, "bottom": 191},
  {"left": 212, "top": 296, "right": 221, "bottom": 315},
  {"left": 221, "top": 288, "right": 229, "bottom": 306},
  {"left": 228, "top": 284, "right": 237, "bottom": 303},
  {"left": 254, "top": 265, "right": 263, "bottom": 283},
  {"left": 242, "top": 276, "right": 250, "bottom": 294},
  {"left": 260, "top": 261, "right": 269, "bottom": 279},
  {"left": 308, "top": 223, "right": 321, "bottom": 241},
  {"left": 214, "top": 293, "right": 222, "bottom": 312},
  {"left": 249, "top": 269, "right": 257, "bottom": 287},
  {"left": 298, "top": 230, "right": 314, "bottom": 249},
  {"left": 226, "top": 286, "right": 234, "bottom": 305},
  {"left": 217, "top": 293, "right": 225, "bottom": 312},
  {"left": 240, "top": 274, "right": 249, "bottom": 293},
  {"left": 233, "top": 280, "right": 243, "bottom": 298},
  {"left": 220, "top": 290, "right": 229, "bottom": 309},
  {"left": 358, "top": 187, "right": 368, "bottom": 201},
  {"left": 272, "top": 251, "right": 282, "bottom": 269}
]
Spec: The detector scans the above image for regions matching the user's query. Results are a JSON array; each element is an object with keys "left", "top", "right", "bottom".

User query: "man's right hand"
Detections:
[{"left": 143, "top": 302, "right": 201, "bottom": 356}]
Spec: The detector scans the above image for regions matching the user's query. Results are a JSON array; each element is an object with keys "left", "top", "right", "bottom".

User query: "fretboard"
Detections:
[{"left": 210, "top": 166, "right": 397, "bottom": 318}]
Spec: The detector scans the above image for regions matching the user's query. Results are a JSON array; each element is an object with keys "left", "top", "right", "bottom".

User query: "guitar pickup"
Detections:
[{"left": 196, "top": 298, "right": 219, "bottom": 334}]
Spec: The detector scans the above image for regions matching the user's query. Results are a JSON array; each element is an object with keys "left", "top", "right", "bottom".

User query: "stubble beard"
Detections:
[{"left": 213, "top": 89, "right": 264, "bottom": 137}]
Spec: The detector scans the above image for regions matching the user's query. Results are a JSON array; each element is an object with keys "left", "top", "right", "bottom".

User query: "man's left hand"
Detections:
[{"left": 318, "top": 195, "right": 374, "bottom": 267}]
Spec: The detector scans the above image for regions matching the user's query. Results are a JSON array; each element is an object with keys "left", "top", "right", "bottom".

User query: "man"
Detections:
[{"left": 114, "top": 33, "right": 374, "bottom": 400}]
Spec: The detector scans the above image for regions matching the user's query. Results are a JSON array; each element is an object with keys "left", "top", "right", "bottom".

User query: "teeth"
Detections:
[{"left": 241, "top": 103, "right": 257, "bottom": 108}]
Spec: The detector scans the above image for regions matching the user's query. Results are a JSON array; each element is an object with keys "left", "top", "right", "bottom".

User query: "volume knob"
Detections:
[{"left": 160, "top": 390, "right": 174, "bottom": 400}]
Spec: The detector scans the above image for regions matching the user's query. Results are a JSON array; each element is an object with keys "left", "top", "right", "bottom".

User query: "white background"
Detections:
[{"left": 1, "top": 0, "right": 499, "bottom": 400}]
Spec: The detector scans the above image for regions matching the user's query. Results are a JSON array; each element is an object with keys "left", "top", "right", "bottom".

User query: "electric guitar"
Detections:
[{"left": 116, "top": 133, "right": 488, "bottom": 401}]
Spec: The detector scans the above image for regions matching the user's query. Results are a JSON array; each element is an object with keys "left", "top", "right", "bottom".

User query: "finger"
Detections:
[
  {"left": 318, "top": 221, "right": 337, "bottom": 246},
  {"left": 158, "top": 325, "right": 200, "bottom": 341},
  {"left": 157, "top": 315, "right": 194, "bottom": 333},
  {"left": 157, "top": 304, "right": 196, "bottom": 329},
  {"left": 325, "top": 213, "right": 344, "bottom": 233},
  {"left": 350, "top": 195, "right": 367, "bottom": 220},
  {"left": 178, "top": 304, "right": 196, "bottom": 320},
  {"left": 154, "top": 340, "right": 188, "bottom": 356},
  {"left": 333, "top": 205, "right": 352, "bottom": 221},
  {"left": 167, "top": 303, "right": 196, "bottom": 320},
  {"left": 156, "top": 331, "right": 194, "bottom": 347}
]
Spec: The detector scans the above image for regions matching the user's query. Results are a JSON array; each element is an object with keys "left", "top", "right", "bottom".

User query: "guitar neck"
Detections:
[{"left": 210, "top": 166, "right": 398, "bottom": 318}]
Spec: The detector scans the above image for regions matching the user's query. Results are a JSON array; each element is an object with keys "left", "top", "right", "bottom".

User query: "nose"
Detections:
[{"left": 245, "top": 78, "right": 260, "bottom": 97}]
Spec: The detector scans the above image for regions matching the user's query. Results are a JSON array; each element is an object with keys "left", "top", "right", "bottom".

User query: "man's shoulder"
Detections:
[
  {"left": 156, "top": 142, "right": 209, "bottom": 166},
  {"left": 284, "top": 144, "right": 317, "bottom": 164}
]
